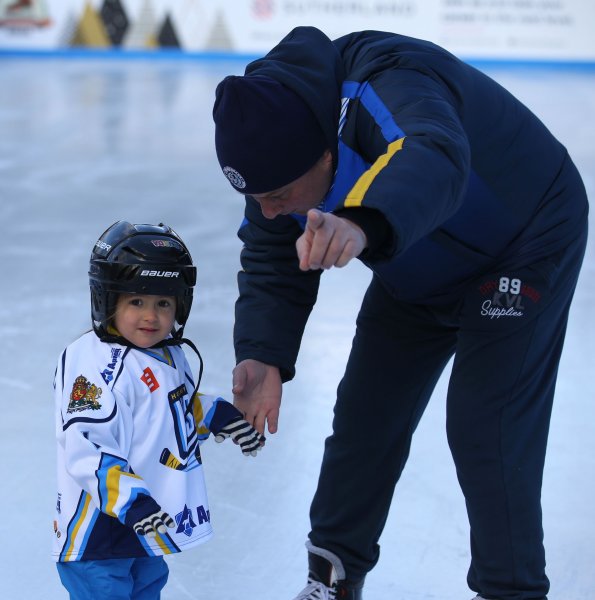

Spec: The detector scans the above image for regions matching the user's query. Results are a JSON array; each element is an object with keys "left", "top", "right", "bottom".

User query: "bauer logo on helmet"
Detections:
[{"left": 140, "top": 270, "right": 180, "bottom": 278}]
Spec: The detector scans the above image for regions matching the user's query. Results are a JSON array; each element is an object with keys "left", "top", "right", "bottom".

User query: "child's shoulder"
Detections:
[
  {"left": 61, "top": 331, "right": 128, "bottom": 373},
  {"left": 65, "top": 330, "right": 122, "bottom": 355},
  {"left": 58, "top": 332, "right": 132, "bottom": 395}
]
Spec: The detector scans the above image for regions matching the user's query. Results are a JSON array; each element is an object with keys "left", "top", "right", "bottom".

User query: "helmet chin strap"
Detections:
[{"left": 166, "top": 336, "right": 204, "bottom": 395}]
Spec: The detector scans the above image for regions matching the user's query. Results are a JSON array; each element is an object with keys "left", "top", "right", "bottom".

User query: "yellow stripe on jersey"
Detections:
[
  {"left": 192, "top": 392, "right": 210, "bottom": 436},
  {"left": 64, "top": 493, "right": 92, "bottom": 560},
  {"left": 105, "top": 465, "right": 142, "bottom": 517},
  {"left": 164, "top": 346, "right": 174, "bottom": 366},
  {"left": 344, "top": 138, "right": 405, "bottom": 207},
  {"left": 154, "top": 532, "right": 174, "bottom": 554}
]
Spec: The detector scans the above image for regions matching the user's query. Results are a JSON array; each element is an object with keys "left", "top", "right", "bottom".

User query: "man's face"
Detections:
[{"left": 251, "top": 150, "right": 333, "bottom": 219}]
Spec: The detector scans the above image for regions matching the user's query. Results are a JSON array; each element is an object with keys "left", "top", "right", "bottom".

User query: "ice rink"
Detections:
[{"left": 0, "top": 54, "right": 593, "bottom": 599}]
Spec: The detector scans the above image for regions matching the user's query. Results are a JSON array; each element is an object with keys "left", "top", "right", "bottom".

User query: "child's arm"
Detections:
[
  {"left": 199, "top": 395, "right": 266, "bottom": 456},
  {"left": 60, "top": 401, "right": 173, "bottom": 531}
]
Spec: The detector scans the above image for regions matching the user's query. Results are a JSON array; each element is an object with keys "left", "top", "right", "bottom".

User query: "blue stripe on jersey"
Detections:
[
  {"left": 137, "top": 534, "right": 158, "bottom": 556},
  {"left": 111, "top": 346, "right": 130, "bottom": 386},
  {"left": 171, "top": 401, "right": 189, "bottom": 455},
  {"left": 168, "top": 383, "right": 198, "bottom": 459},
  {"left": 167, "top": 347, "right": 176, "bottom": 368},
  {"left": 157, "top": 532, "right": 181, "bottom": 554},
  {"left": 75, "top": 502, "right": 100, "bottom": 559},
  {"left": 59, "top": 491, "right": 98, "bottom": 562},
  {"left": 96, "top": 453, "right": 126, "bottom": 516},
  {"left": 137, "top": 530, "right": 180, "bottom": 555},
  {"left": 96, "top": 453, "right": 150, "bottom": 520},
  {"left": 185, "top": 371, "right": 194, "bottom": 387},
  {"left": 119, "top": 485, "right": 156, "bottom": 522},
  {"left": 60, "top": 349, "right": 67, "bottom": 390},
  {"left": 63, "top": 403, "right": 117, "bottom": 431}
]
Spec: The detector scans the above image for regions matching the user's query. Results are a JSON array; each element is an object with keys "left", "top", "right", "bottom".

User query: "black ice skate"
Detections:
[{"left": 292, "top": 541, "right": 364, "bottom": 600}]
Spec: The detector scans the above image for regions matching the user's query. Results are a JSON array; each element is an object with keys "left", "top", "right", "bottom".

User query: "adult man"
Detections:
[{"left": 212, "top": 26, "right": 588, "bottom": 600}]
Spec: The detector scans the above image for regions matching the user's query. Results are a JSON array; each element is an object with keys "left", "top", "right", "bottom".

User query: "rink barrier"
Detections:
[{"left": 1, "top": 48, "right": 595, "bottom": 71}]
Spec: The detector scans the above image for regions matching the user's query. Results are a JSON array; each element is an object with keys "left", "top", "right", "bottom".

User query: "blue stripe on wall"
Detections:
[{"left": 1, "top": 47, "right": 595, "bottom": 70}]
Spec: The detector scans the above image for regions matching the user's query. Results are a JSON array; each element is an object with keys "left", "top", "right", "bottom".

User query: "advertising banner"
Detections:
[{"left": 0, "top": 0, "right": 594, "bottom": 62}]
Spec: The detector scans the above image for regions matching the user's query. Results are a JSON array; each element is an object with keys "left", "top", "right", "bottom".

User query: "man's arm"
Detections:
[{"left": 235, "top": 197, "right": 322, "bottom": 382}]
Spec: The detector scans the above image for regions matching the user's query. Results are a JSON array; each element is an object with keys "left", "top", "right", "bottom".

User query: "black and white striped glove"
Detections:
[
  {"left": 214, "top": 416, "right": 265, "bottom": 457},
  {"left": 133, "top": 510, "right": 175, "bottom": 537}
]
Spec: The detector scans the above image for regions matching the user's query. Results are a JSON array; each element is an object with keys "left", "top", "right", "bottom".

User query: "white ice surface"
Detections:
[{"left": 0, "top": 58, "right": 593, "bottom": 599}]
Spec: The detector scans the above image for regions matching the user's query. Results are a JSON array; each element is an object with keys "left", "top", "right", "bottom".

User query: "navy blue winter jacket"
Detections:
[{"left": 234, "top": 26, "right": 588, "bottom": 381}]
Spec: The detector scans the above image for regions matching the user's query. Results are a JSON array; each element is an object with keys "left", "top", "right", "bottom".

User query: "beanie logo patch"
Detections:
[{"left": 223, "top": 166, "right": 246, "bottom": 189}]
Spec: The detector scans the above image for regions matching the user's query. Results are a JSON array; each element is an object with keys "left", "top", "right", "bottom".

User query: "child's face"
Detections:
[{"left": 114, "top": 294, "right": 177, "bottom": 348}]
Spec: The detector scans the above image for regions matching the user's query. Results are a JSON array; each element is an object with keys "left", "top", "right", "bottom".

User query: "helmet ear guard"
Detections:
[{"left": 89, "top": 221, "right": 197, "bottom": 342}]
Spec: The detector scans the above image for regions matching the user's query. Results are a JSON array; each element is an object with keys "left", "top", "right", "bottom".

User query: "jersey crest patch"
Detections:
[{"left": 67, "top": 375, "right": 103, "bottom": 413}]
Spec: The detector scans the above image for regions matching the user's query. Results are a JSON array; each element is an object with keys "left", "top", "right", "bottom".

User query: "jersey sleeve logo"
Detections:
[
  {"left": 101, "top": 348, "right": 122, "bottom": 384},
  {"left": 67, "top": 375, "right": 103, "bottom": 413}
]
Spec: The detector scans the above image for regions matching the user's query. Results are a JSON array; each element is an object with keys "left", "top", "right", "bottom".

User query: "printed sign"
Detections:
[{"left": 1, "top": 0, "right": 593, "bottom": 61}]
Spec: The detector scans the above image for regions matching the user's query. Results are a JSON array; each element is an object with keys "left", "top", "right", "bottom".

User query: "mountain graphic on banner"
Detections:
[
  {"left": 123, "top": 0, "right": 159, "bottom": 49},
  {"left": 204, "top": 9, "right": 233, "bottom": 51},
  {"left": 71, "top": 2, "right": 110, "bottom": 47},
  {"left": 157, "top": 12, "right": 180, "bottom": 48},
  {"left": 100, "top": 0, "right": 129, "bottom": 46}
]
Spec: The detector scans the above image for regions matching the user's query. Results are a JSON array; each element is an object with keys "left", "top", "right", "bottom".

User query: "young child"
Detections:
[{"left": 52, "top": 220, "right": 264, "bottom": 599}]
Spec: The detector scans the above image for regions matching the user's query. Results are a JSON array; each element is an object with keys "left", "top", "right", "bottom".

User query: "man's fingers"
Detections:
[
  {"left": 266, "top": 407, "right": 279, "bottom": 435},
  {"left": 308, "top": 226, "right": 348, "bottom": 270},
  {"left": 253, "top": 411, "right": 267, "bottom": 436},
  {"left": 296, "top": 235, "right": 312, "bottom": 271},
  {"left": 305, "top": 208, "right": 325, "bottom": 232},
  {"left": 301, "top": 210, "right": 334, "bottom": 270},
  {"left": 252, "top": 406, "right": 279, "bottom": 436},
  {"left": 297, "top": 209, "right": 326, "bottom": 270},
  {"left": 232, "top": 363, "right": 247, "bottom": 395},
  {"left": 298, "top": 213, "right": 368, "bottom": 270},
  {"left": 329, "top": 238, "right": 363, "bottom": 268}
]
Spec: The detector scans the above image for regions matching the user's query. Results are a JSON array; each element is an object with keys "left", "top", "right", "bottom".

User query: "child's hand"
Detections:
[
  {"left": 214, "top": 416, "right": 266, "bottom": 457},
  {"left": 133, "top": 510, "right": 175, "bottom": 537}
]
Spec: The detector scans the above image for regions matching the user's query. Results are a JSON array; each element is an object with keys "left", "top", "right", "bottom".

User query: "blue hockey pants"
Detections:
[{"left": 57, "top": 556, "right": 168, "bottom": 600}]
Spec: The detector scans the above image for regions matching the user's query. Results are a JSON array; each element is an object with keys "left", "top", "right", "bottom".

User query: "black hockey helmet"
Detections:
[{"left": 89, "top": 220, "right": 197, "bottom": 341}]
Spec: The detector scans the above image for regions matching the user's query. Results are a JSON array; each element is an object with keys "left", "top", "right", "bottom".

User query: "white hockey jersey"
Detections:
[{"left": 53, "top": 331, "right": 227, "bottom": 562}]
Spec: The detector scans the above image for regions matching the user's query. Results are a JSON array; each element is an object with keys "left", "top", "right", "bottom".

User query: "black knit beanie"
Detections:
[{"left": 213, "top": 74, "right": 327, "bottom": 195}]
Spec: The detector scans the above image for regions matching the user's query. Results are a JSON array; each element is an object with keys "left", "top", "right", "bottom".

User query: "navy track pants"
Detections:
[{"left": 309, "top": 223, "right": 587, "bottom": 600}]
